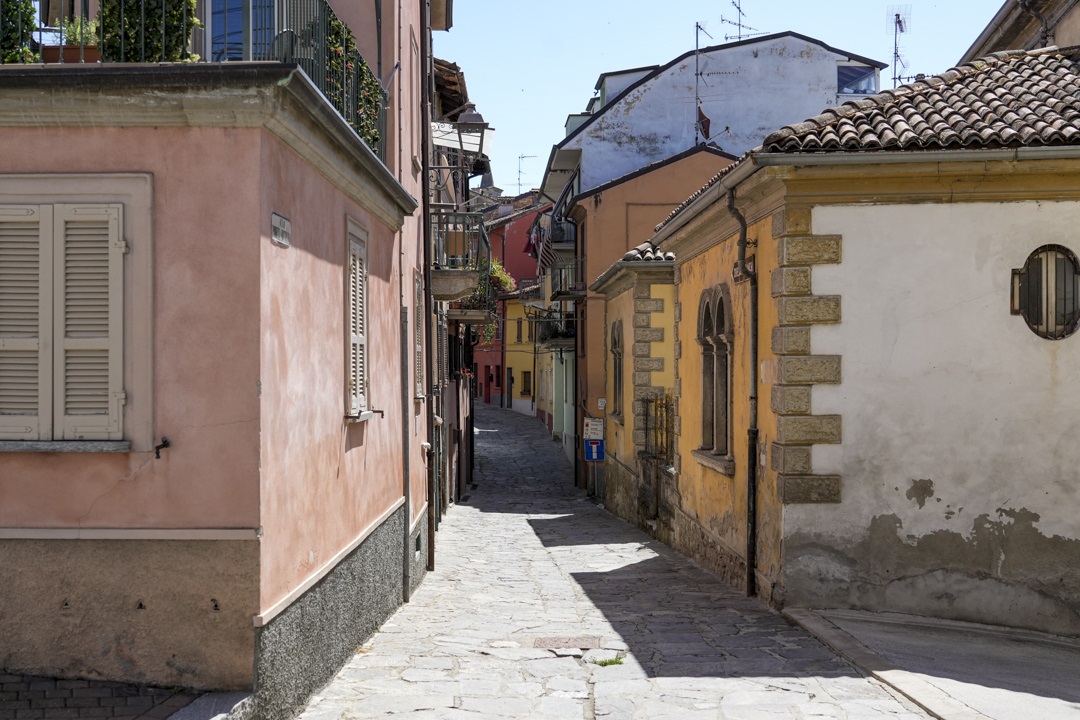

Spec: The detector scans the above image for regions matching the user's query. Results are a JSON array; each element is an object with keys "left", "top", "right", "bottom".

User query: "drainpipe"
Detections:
[
  {"left": 727, "top": 189, "right": 758, "bottom": 598},
  {"left": 374, "top": 0, "right": 383, "bottom": 82},
  {"left": 421, "top": 0, "right": 436, "bottom": 572},
  {"left": 1019, "top": 0, "right": 1050, "bottom": 47}
]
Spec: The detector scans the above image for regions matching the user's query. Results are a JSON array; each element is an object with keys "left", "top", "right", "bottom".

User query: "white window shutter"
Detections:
[
  {"left": 348, "top": 236, "right": 368, "bottom": 414},
  {"left": 53, "top": 204, "right": 124, "bottom": 440},
  {"left": 0, "top": 205, "right": 52, "bottom": 440},
  {"left": 414, "top": 273, "right": 423, "bottom": 397}
]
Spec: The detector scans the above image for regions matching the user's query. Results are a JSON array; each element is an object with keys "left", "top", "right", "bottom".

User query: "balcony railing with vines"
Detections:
[{"left": 0, "top": 0, "right": 385, "bottom": 156}]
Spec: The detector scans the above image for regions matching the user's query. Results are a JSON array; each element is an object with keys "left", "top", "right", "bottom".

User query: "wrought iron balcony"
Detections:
[
  {"left": 549, "top": 257, "right": 586, "bottom": 300},
  {"left": 536, "top": 310, "right": 576, "bottom": 349},
  {"left": 430, "top": 210, "right": 491, "bottom": 302},
  {"left": 0, "top": 0, "right": 386, "bottom": 157}
]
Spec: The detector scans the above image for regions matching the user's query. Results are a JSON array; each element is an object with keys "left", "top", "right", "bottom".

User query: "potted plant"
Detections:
[
  {"left": 42, "top": 15, "right": 100, "bottom": 64},
  {"left": 0, "top": 0, "right": 37, "bottom": 64}
]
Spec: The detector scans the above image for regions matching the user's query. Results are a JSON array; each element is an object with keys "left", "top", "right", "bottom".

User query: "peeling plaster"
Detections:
[
  {"left": 905, "top": 478, "right": 934, "bottom": 508},
  {"left": 786, "top": 508, "right": 1080, "bottom": 636}
]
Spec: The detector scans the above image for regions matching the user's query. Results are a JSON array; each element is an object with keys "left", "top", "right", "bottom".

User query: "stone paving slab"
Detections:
[{"left": 298, "top": 404, "right": 928, "bottom": 719}]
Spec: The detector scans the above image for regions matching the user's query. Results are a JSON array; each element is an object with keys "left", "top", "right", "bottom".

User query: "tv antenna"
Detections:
[
  {"left": 888, "top": 5, "right": 912, "bottom": 88},
  {"left": 721, "top": 0, "right": 768, "bottom": 42},
  {"left": 517, "top": 154, "right": 536, "bottom": 195},
  {"left": 694, "top": 22, "right": 714, "bottom": 144}
]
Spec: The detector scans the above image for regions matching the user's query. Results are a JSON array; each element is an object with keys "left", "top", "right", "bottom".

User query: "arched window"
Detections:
[
  {"left": 698, "top": 285, "right": 733, "bottom": 457},
  {"left": 611, "top": 320, "right": 624, "bottom": 416},
  {"left": 1012, "top": 245, "right": 1080, "bottom": 340}
]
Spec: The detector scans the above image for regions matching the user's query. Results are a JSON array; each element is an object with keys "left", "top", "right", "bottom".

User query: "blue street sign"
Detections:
[{"left": 585, "top": 439, "right": 605, "bottom": 462}]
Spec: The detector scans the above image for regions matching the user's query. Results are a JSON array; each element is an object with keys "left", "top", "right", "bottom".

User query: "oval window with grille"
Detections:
[{"left": 1011, "top": 245, "right": 1080, "bottom": 340}]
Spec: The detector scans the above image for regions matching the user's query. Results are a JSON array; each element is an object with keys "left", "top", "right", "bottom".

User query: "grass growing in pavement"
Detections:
[{"left": 592, "top": 657, "right": 623, "bottom": 666}]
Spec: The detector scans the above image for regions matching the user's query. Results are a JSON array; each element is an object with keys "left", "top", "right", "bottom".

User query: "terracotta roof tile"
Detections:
[
  {"left": 622, "top": 241, "right": 675, "bottom": 263},
  {"left": 762, "top": 48, "right": 1080, "bottom": 153}
]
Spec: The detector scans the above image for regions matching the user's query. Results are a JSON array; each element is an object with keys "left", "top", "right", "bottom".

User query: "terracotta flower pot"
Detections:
[{"left": 41, "top": 45, "right": 101, "bottom": 64}]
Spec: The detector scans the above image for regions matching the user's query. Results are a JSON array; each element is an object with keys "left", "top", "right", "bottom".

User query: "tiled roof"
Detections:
[
  {"left": 622, "top": 242, "right": 674, "bottom": 263},
  {"left": 654, "top": 153, "right": 749, "bottom": 233},
  {"left": 763, "top": 48, "right": 1080, "bottom": 152},
  {"left": 656, "top": 48, "right": 1080, "bottom": 234}
]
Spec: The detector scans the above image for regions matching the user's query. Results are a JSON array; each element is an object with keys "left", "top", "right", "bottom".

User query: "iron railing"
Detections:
[
  {"left": 642, "top": 392, "right": 675, "bottom": 463},
  {"left": 550, "top": 257, "right": 586, "bottom": 298},
  {"left": 0, "top": 0, "right": 386, "bottom": 156},
  {"left": 536, "top": 310, "right": 575, "bottom": 345},
  {"left": 432, "top": 210, "right": 491, "bottom": 272}
]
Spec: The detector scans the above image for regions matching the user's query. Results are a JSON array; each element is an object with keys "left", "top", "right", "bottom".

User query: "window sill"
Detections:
[
  {"left": 346, "top": 411, "right": 376, "bottom": 424},
  {"left": 610, "top": 413, "right": 624, "bottom": 425},
  {"left": 692, "top": 449, "right": 735, "bottom": 477},
  {"left": 0, "top": 440, "right": 132, "bottom": 453}
]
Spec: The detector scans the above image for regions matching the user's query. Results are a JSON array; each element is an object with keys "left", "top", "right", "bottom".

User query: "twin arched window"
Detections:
[{"left": 698, "top": 285, "right": 733, "bottom": 457}]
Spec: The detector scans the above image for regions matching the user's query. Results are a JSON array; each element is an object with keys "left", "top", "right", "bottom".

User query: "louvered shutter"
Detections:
[
  {"left": 348, "top": 236, "right": 368, "bottom": 415},
  {"left": 54, "top": 204, "right": 124, "bottom": 440},
  {"left": 0, "top": 206, "right": 52, "bottom": 440},
  {"left": 414, "top": 273, "right": 423, "bottom": 397}
]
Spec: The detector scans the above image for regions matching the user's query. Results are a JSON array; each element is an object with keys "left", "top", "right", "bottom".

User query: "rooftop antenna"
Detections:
[
  {"left": 517, "top": 155, "right": 536, "bottom": 195},
  {"left": 694, "top": 22, "right": 714, "bottom": 144},
  {"left": 888, "top": 5, "right": 912, "bottom": 88},
  {"left": 721, "top": 0, "right": 767, "bottom": 41}
]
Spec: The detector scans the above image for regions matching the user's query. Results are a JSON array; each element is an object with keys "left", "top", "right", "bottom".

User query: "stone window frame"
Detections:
[
  {"left": 693, "top": 283, "right": 735, "bottom": 476},
  {"left": 610, "top": 319, "right": 624, "bottom": 419},
  {"left": 0, "top": 174, "right": 153, "bottom": 453}
]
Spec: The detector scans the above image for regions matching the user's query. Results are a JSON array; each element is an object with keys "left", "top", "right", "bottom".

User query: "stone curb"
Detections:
[{"left": 783, "top": 608, "right": 990, "bottom": 720}]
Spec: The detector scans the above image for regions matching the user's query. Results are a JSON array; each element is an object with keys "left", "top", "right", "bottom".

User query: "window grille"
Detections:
[{"left": 1012, "top": 245, "right": 1080, "bottom": 340}]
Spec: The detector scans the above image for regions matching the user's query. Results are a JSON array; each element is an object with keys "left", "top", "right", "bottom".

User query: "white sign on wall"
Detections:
[{"left": 583, "top": 418, "right": 604, "bottom": 440}]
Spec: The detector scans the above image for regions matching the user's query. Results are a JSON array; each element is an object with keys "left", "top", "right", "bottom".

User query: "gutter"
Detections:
[{"left": 727, "top": 190, "right": 758, "bottom": 598}]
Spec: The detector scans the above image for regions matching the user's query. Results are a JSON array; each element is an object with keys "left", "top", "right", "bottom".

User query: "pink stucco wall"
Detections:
[
  {"left": 0, "top": 126, "right": 262, "bottom": 530},
  {"left": 257, "top": 132, "right": 408, "bottom": 610}
]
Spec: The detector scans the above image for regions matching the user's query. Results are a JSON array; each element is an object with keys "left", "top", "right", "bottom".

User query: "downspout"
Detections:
[
  {"left": 390, "top": 0, "right": 409, "bottom": 604},
  {"left": 375, "top": 0, "right": 382, "bottom": 84},
  {"left": 421, "top": 0, "right": 436, "bottom": 572},
  {"left": 1019, "top": 0, "right": 1050, "bottom": 47},
  {"left": 727, "top": 189, "right": 758, "bottom": 598}
]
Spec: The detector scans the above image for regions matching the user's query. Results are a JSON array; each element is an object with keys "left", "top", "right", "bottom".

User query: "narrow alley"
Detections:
[{"left": 297, "top": 405, "right": 927, "bottom": 720}]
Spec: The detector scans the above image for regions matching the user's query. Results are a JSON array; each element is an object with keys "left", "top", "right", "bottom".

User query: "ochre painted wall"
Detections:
[
  {"left": 674, "top": 214, "right": 781, "bottom": 588},
  {"left": 503, "top": 299, "right": 535, "bottom": 413},
  {"left": 575, "top": 151, "right": 733, "bottom": 447}
]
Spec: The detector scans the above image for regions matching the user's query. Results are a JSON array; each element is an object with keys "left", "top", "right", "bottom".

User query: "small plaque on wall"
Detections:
[
  {"left": 271, "top": 213, "right": 292, "bottom": 248},
  {"left": 731, "top": 254, "right": 755, "bottom": 284}
]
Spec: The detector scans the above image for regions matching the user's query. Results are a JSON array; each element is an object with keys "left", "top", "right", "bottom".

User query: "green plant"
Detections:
[
  {"left": 58, "top": 15, "right": 99, "bottom": 46},
  {"left": 0, "top": 0, "right": 37, "bottom": 63},
  {"left": 592, "top": 657, "right": 623, "bottom": 666},
  {"left": 473, "top": 258, "right": 516, "bottom": 347},
  {"left": 99, "top": 0, "right": 200, "bottom": 62},
  {"left": 325, "top": 15, "right": 382, "bottom": 149}
]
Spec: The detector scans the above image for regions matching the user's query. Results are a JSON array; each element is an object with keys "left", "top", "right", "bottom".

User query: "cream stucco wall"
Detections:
[{"left": 789, "top": 200, "right": 1080, "bottom": 634}]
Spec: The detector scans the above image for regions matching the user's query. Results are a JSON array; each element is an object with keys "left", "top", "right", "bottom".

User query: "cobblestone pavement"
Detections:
[
  {"left": 0, "top": 674, "right": 197, "bottom": 720},
  {"left": 298, "top": 404, "right": 928, "bottom": 720}
]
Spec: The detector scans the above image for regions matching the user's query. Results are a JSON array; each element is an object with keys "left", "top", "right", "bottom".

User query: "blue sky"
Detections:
[{"left": 434, "top": 1, "right": 1004, "bottom": 194}]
